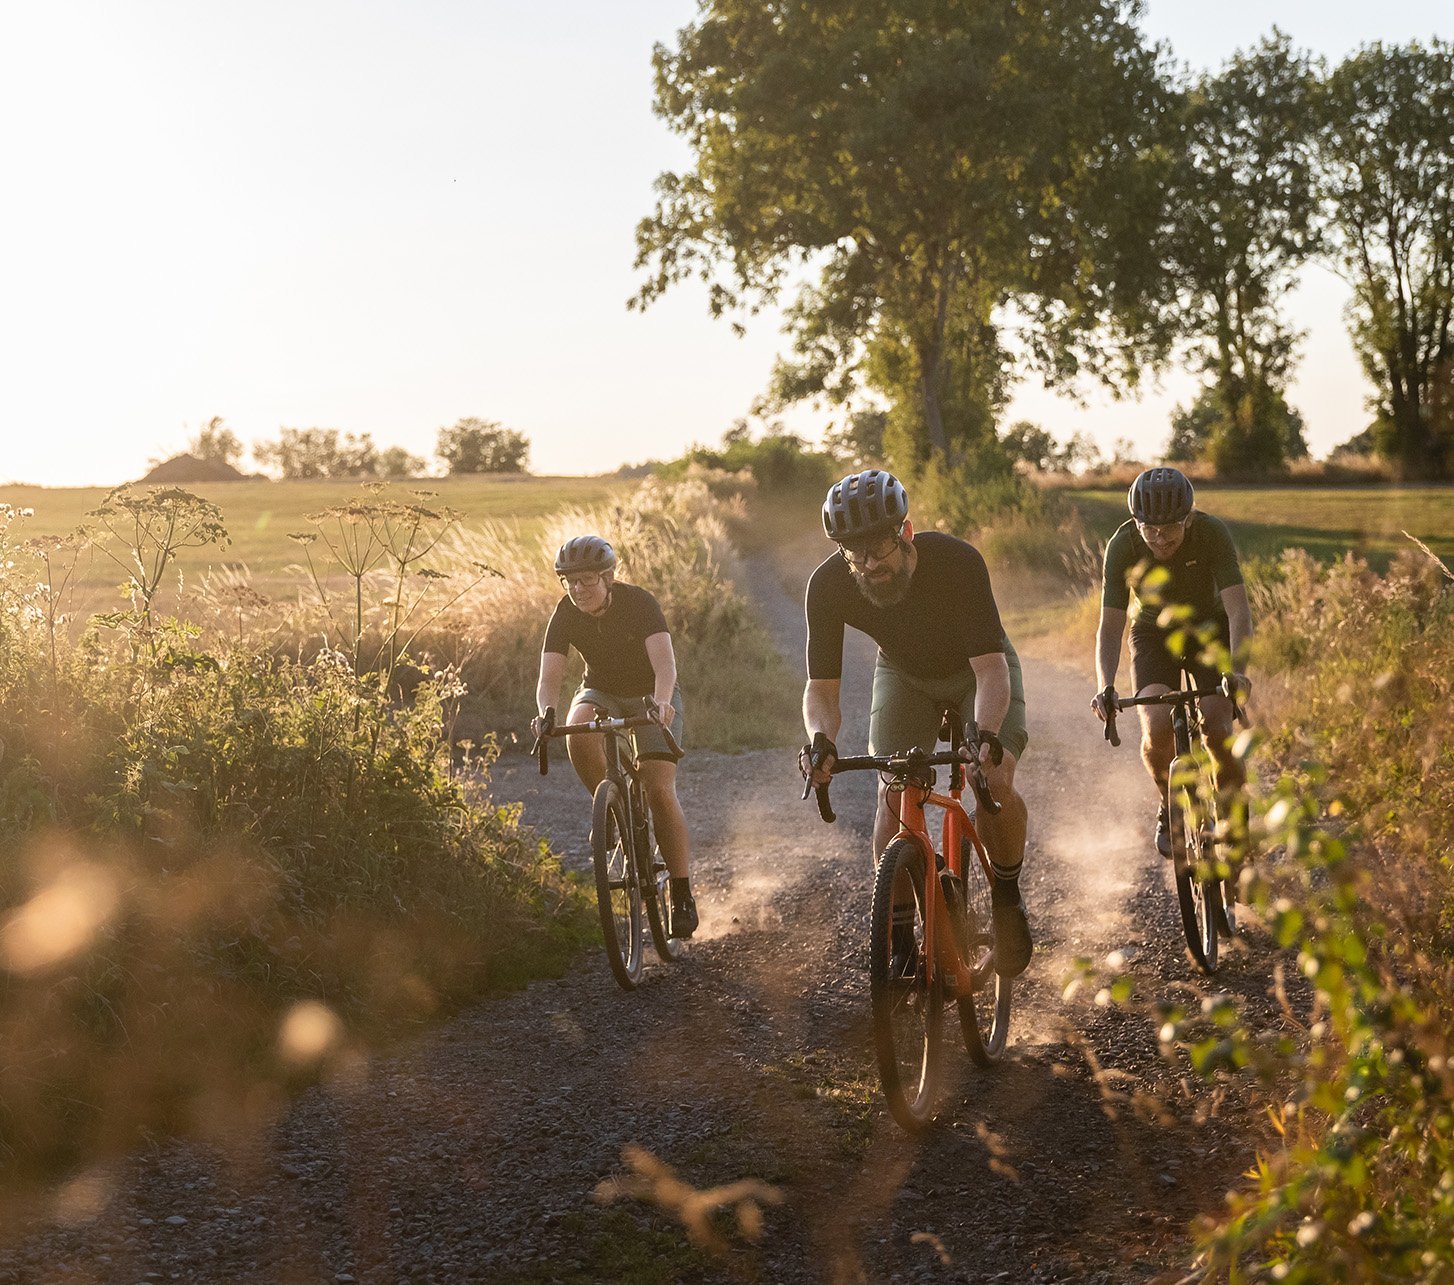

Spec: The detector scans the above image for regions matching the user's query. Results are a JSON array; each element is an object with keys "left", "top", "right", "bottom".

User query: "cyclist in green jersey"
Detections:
[
  {"left": 1091, "top": 467, "right": 1254, "bottom": 857},
  {"left": 530, "top": 535, "right": 698, "bottom": 937}
]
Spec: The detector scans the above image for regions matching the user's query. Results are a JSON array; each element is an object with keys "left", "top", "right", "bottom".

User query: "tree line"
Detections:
[
  {"left": 181, "top": 416, "right": 531, "bottom": 479},
  {"left": 635, "top": 6, "right": 1454, "bottom": 481}
]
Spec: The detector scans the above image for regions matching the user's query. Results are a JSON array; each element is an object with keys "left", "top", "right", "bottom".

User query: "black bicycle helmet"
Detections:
[
  {"left": 554, "top": 534, "right": 617, "bottom": 576},
  {"left": 1128, "top": 467, "right": 1194, "bottom": 525},
  {"left": 822, "top": 469, "right": 909, "bottom": 542}
]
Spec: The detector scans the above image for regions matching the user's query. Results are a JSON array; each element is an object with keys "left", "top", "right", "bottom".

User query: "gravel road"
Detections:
[{"left": 0, "top": 539, "right": 1297, "bottom": 1284}]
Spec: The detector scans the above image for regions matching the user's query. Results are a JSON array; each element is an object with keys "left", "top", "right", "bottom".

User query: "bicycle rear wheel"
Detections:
[
  {"left": 642, "top": 827, "right": 681, "bottom": 964},
  {"left": 1169, "top": 765, "right": 1220, "bottom": 973},
  {"left": 955, "top": 837, "right": 1011, "bottom": 1066},
  {"left": 593, "top": 780, "right": 644, "bottom": 990},
  {"left": 869, "top": 838, "right": 943, "bottom": 1132}
]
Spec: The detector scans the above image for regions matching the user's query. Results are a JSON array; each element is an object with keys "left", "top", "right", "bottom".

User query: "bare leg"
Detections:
[
  {"left": 639, "top": 758, "right": 690, "bottom": 878},
  {"left": 564, "top": 700, "right": 609, "bottom": 795}
]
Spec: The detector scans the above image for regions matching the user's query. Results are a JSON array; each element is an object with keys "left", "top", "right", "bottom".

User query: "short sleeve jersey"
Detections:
[
  {"left": 805, "top": 531, "right": 1007, "bottom": 681},
  {"left": 1101, "top": 512, "right": 1243, "bottom": 628},
  {"left": 542, "top": 581, "right": 670, "bottom": 698}
]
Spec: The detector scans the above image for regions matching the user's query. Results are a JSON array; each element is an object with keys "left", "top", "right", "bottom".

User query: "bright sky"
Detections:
[{"left": 1, "top": 2, "right": 1447, "bottom": 486}]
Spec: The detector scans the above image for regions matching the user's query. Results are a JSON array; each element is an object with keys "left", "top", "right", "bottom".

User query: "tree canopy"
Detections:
[
  {"left": 634, "top": 0, "right": 1176, "bottom": 473},
  {"left": 435, "top": 418, "right": 530, "bottom": 475},
  {"left": 1315, "top": 39, "right": 1454, "bottom": 479},
  {"left": 1167, "top": 33, "right": 1319, "bottom": 475}
]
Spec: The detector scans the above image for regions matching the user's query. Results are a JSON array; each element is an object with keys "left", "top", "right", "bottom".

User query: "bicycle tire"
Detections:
[
  {"left": 641, "top": 820, "right": 681, "bottom": 964},
  {"left": 593, "top": 780, "right": 644, "bottom": 990},
  {"left": 955, "top": 836, "right": 1011, "bottom": 1066},
  {"left": 1169, "top": 761, "right": 1220, "bottom": 973},
  {"left": 869, "top": 837, "right": 943, "bottom": 1132},
  {"left": 1212, "top": 795, "right": 1239, "bottom": 939}
]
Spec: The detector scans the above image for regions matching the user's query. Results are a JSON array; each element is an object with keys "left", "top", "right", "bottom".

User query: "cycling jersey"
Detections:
[
  {"left": 805, "top": 532, "right": 1006, "bottom": 680},
  {"left": 1101, "top": 512, "right": 1243, "bottom": 628},
  {"left": 542, "top": 582, "right": 669, "bottom": 698}
]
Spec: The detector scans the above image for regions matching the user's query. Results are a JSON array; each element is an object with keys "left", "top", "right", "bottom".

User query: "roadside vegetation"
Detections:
[{"left": 0, "top": 471, "right": 793, "bottom": 1189}]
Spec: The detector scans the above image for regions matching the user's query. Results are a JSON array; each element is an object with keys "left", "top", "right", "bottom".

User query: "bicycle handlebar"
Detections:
[
  {"left": 530, "top": 708, "right": 684, "bottom": 775},
  {"left": 806, "top": 746, "right": 1002, "bottom": 825},
  {"left": 1101, "top": 675, "right": 1248, "bottom": 750}
]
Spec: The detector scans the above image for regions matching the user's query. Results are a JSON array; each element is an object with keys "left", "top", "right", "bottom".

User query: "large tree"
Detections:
[
  {"left": 435, "top": 418, "right": 530, "bottom": 475},
  {"left": 1316, "top": 40, "right": 1454, "bottom": 479},
  {"left": 633, "top": 0, "right": 1176, "bottom": 472},
  {"left": 1168, "top": 33, "right": 1319, "bottom": 475}
]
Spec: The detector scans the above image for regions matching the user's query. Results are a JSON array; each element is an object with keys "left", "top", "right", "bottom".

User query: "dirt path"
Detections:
[{"left": 0, "top": 542, "right": 1293, "bottom": 1284}]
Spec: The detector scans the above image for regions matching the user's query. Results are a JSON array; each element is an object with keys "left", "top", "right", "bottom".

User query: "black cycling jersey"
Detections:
[
  {"left": 1101, "top": 512, "right": 1243, "bottom": 628},
  {"left": 805, "top": 531, "right": 1007, "bottom": 681},
  {"left": 542, "top": 581, "right": 670, "bottom": 698}
]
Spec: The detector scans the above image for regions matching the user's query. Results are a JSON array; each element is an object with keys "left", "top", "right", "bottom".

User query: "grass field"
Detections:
[
  {"left": 0, "top": 474, "right": 635, "bottom": 605},
  {"left": 1066, "top": 485, "right": 1454, "bottom": 566}
]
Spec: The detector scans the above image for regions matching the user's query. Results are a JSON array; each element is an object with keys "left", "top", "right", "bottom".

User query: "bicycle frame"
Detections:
[{"left": 885, "top": 772, "right": 988, "bottom": 998}]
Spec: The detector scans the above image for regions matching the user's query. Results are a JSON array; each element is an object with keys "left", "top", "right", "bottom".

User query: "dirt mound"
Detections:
[{"left": 138, "top": 453, "right": 250, "bottom": 483}]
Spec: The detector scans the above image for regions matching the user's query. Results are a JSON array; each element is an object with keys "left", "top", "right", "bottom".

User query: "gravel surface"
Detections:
[{"left": 0, "top": 541, "right": 1300, "bottom": 1283}]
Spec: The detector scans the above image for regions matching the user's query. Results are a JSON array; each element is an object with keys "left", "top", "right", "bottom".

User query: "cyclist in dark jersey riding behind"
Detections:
[
  {"left": 531, "top": 535, "right": 697, "bottom": 937},
  {"left": 800, "top": 470, "right": 1033, "bottom": 977},
  {"left": 1091, "top": 467, "right": 1254, "bottom": 857}
]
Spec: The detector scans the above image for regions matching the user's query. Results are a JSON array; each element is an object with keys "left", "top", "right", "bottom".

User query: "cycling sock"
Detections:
[
  {"left": 989, "top": 860, "right": 1022, "bottom": 901},
  {"left": 669, "top": 876, "right": 691, "bottom": 901}
]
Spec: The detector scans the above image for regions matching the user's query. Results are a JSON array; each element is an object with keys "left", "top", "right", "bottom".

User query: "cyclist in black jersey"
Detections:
[
  {"left": 530, "top": 535, "right": 697, "bottom": 937},
  {"left": 800, "top": 470, "right": 1033, "bottom": 978},
  {"left": 1091, "top": 467, "right": 1254, "bottom": 857}
]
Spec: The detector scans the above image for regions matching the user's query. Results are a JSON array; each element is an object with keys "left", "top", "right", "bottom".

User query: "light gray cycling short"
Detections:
[
  {"left": 571, "top": 686, "right": 685, "bottom": 762},
  {"left": 868, "top": 642, "right": 1028, "bottom": 761}
]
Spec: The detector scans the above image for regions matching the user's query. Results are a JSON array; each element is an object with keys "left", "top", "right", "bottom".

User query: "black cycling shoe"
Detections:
[
  {"left": 990, "top": 883, "right": 1032, "bottom": 978},
  {"left": 1155, "top": 805, "right": 1172, "bottom": 860},
  {"left": 669, "top": 892, "right": 698, "bottom": 940}
]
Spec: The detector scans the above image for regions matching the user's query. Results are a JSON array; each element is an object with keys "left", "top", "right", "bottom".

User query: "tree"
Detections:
[
  {"left": 1168, "top": 33, "right": 1320, "bottom": 475},
  {"left": 378, "top": 446, "right": 426, "bottom": 479},
  {"left": 999, "top": 421, "right": 1063, "bottom": 473},
  {"left": 436, "top": 418, "right": 530, "bottom": 474},
  {"left": 633, "top": 0, "right": 1176, "bottom": 475},
  {"left": 188, "top": 416, "right": 244, "bottom": 468},
  {"left": 254, "top": 428, "right": 379, "bottom": 479},
  {"left": 821, "top": 408, "right": 887, "bottom": 469},
  {"left": 1166, "top": 386, "right": 1308, "bottom": 465},
  {"left": 1315, "top": 39, "right": 1454, "bottom": 479}
]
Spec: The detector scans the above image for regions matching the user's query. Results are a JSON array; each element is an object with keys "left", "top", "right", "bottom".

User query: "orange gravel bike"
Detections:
[
  {"left": 534, "top": 704, "right": 683, "bottom": 990},
  {"left": 807, "top": 709, "right": 1010, "bottom": 1131},
  {"left": 1103, "top": 673, "right": 1246, "bottom": 973}
]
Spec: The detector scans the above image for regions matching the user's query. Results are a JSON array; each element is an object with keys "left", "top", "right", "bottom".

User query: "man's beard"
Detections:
[{"left": 852, "top": 557, "right": 912, "bottom": 607}]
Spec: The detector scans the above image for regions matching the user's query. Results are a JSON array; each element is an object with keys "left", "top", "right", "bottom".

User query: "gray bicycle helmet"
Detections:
[
  {"left": 822, "top": 469, "right": 909, "bottom": 542},
  {"left": 554, "top": 534, "right": 617, "bottom": 576},
  {"left": 1128, "top": 467, "right": 1194, "bottom": 525}
]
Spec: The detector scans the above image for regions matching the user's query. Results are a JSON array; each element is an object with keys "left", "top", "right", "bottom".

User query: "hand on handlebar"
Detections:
[
  {"left": 1090, "top": 685, "right": 1118, "bottom": 723},
  {"left": 1225, "top": 672, "right": 1252, "bottom": 705},
  {"left": 798, "top": 732, "right": 838, "bottom": 791},
  {"left": 647, "top": 696, "right": 675, "bottom": 728},
  {"left": 976, "top": 728, "right": 1004, "bottom": 769},
  {"left": 530, "top": 706, "right": 555, "bottom": 742}
]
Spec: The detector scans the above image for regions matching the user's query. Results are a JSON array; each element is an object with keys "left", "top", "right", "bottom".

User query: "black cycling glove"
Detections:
[
  {"left": 799, "top": 731, "right": 838, "bottom": 778},
  {"left": 980, "top": 729, "right": 1004, "bottom": 767}
]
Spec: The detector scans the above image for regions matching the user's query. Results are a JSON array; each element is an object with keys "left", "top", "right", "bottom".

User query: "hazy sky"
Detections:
[{"left": 1, "top": 2, "right": 1448, "bottom": 486}]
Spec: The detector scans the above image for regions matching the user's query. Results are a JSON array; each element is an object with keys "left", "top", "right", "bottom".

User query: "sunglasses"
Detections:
[
  {"left": 560, "top": 572, "right": 604, "bottom": 589},
  {"left": 838, "top": 527, "right": 902, "bottom": 566},
  {"left": 1136, "top": 519, "right": 1188, "bottom": 539}
]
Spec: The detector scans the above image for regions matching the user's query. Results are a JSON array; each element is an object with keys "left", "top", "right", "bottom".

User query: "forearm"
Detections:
[
  {"left": 970, "top": 655, "right": 1010, "bottom": 735},
  {"left": 536, "top": 652, "right": 566, "bottom": 715},
  {"left": 1225, "top": 592, "right": 1254, "bottom": 669},
  {"left": 644, "top": 633, "right": 678, "bottom": 706},
  {"left": 1096, "top": 608, "right": 1127, "bottom": 690},
  {"left": 803, "top": 679, "right": 842, "bottom": 742}
]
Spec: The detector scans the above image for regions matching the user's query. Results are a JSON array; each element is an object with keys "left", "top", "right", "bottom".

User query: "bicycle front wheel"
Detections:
[
  {"left": 956, "top": 837, "right": 1011, "bottom": 1066},
  {"left": 1169, "top": 768, "right": 1220, "bottom": 973},
  {"left": 869, "top": 837, "right": 943, "bottom": 1132},
  {"left": 593, "top": 780, "right": 644, "bottom": 990}
]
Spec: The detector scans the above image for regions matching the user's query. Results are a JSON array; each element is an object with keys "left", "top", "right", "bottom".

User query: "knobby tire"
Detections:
[
  {"left": 592, "top": 780, "right": 644, "bottom": 990},
  {"left": 869, "top": 838, "right": 942, "bottom": 1132},
  {"left": 955, "top": 836, "right": 1011, "bottom": 1066}
]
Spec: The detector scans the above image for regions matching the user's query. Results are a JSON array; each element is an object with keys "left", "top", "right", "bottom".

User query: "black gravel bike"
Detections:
[
  {"left": 806, "top": 709, "right": 1009, "bottom": 1131},
  {"left": 534, "top": 704, "right": 684, "bottom": 990},
  {"left": 1103, "top": 674, "right": 1245, "bottom": 972}
]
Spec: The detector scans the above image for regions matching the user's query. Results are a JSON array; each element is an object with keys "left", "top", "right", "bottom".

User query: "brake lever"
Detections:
[
  {"left": 1105, "top": 709, "right": 1121, "bottom": 748},
  {"left": 533, "top": 708, "right": 555, "bottom": 776}
]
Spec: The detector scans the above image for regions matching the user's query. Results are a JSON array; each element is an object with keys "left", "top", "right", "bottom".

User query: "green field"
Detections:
[
  {"left": 0, "top": 474, "right": 634, "bottom": 605},
  {"left": 1067, "top": 485, "right": 1454, "bottom": 567}
]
